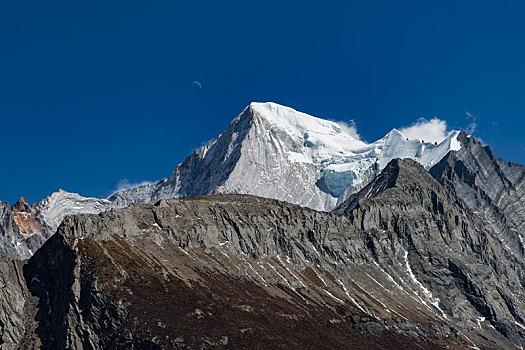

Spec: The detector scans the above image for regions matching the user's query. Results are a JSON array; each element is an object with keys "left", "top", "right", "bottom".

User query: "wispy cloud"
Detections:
[
  {"left": 335, "top": 120, "right": 362, "bottom": 141},
  {"left": 399, "top": 117, "right": 450, "bottom": 144},
  {"left": 465, "top": 111, "right": 478, "bottom": 135},
  {"left": 111, "top": 178, "right": 154, "bottom": 195}
]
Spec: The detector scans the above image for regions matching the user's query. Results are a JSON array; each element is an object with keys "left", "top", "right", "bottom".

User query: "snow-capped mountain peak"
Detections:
[
  {"left": 249, "top": 102, "right": 370, "bottom": 167},
  {"left": 115, "top": 102, "right": 460, "bottom": 212},
  {"left": 1, "top": 102, "right": 467, "bottom": 259},
  {"left": 35, "top": 189, "right": 110, "bottom": 231},
  {"left": 105, "top": 102, "right": 463, "bottom": 212},
  {"left": 249, "top": 102, "right": 364, "bottom": 141},
  {"left": 20, "top": 102, "right": 464, "bottom": 236}
]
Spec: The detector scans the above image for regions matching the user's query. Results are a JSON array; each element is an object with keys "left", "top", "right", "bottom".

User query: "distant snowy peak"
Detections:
[
  {"left": 35, "top": 189, "right": 110, "bottom": 231},
  {"left": 377, "top": 128, "right": 461, "bottom": 170},
  {"left": 249, "top": 102, "right": 369, "bottom": 165},
  {"left": 249, "top": 102, "right": 366, "bottom": 146}
]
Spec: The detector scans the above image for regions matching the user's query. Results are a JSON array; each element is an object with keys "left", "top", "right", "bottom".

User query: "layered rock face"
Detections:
[
  {"left": 430, "top": 132, "right": 525, "bottom": 259},
  {"left": 1, "top": 159, "right": 522, "bottom": 349},
  {"left": 0, "top": 260, "right": 31, "bottom": 348},
  {"left": 336, "top": 159, "right": 525, "bottom": 347},
  {"left": 1, "top": 103, "right": 524, "bottom": 349}
]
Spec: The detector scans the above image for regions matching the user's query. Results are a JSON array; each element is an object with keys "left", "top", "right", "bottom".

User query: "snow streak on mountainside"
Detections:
[{"left": 110, "top": 102, "right": 462, "bottom": 211}]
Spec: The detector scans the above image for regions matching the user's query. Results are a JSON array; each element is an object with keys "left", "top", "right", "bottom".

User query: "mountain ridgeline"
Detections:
[
  {"left": 0, "top": 102, "right": 461, "bottom": 260},
  {"left": 0, "top": 103, "right": 524, "bottom": 349}
]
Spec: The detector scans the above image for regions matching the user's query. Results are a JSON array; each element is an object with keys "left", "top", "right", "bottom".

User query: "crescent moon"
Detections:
[{"left": 192, "top": 81, "right": 202, "bottom": 89}]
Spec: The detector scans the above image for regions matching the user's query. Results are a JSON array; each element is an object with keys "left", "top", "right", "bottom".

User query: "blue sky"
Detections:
[{"left": 1, "top": 1, "right": 524, "bottom": 204}]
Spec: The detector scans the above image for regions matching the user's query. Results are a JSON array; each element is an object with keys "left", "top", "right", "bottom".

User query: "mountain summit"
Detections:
[
  {"left": 0, "top": 102, "right": 464, "bottom": 259},
  {"left": 110, "top": 102, "right": 462, "bottom": 211}
]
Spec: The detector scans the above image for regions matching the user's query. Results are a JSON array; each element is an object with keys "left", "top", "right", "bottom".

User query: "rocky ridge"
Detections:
[
  {"left": 430, "top": 132, "right": 525, "bottom": 260},
  {"left": 0, "top": 104, "right": 524, "bottom": 349},
  {"left": 1, "top": 159, "right": 523, "bottom": 349}
]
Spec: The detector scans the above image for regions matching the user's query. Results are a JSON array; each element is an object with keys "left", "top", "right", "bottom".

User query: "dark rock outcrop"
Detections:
[{"left": 337, "top": 159, "right": 525, "bottom": 347}]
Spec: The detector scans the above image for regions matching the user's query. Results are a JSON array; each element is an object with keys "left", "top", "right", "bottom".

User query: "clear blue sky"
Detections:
[{"left": 1, "top": 1, "right": 524, "bottom": 204}]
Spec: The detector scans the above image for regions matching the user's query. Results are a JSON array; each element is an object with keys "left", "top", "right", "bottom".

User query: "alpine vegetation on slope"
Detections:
[{"left": 8, "top": 160, "right": 523, "bottom": 349}]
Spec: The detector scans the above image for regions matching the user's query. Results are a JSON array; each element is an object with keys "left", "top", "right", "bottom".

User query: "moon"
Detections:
[{"left": 192, "top": 81, "right": 202, "bottom": 89}]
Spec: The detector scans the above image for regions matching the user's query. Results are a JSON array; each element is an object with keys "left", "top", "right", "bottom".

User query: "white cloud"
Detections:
[
  {"left": 399, "top": 117, "right": 450, "bottom": 144},
  {"left": 335, "top": 120, "right": 362, "bottom": 141},
  {"left": 465, "top": 111, "right": 478, "bottom": 135},
  {"left": 111, "top": 178, "right": 154, "bottom": 195}
]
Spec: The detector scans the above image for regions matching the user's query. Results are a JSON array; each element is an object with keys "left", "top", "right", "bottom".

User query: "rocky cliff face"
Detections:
[
  {"left": 336, "top": 159, "right": 525, "bottom": 348},
  {"left": 1, "top": 158, "right": 522, "bottom": 349},
  {"left": 18, "top": 195, "right": 465, "bottom": 349},
  {"left": 0, "top": 260, "right": 32, "bottom": 349},
  {"left": 0, "top": 198, "right": 50, "bottom": 260},
  {"left": 430, "top": 132, "right": 525, "bottom": 260}
]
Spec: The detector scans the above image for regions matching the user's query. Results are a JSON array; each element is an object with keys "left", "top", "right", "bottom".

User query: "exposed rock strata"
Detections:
[
  {"left": 430, "top": 132, "right": 525, "bottom": 260},
  {"left": 0, "top": 160, "right": 518, "bottom": 348}
]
